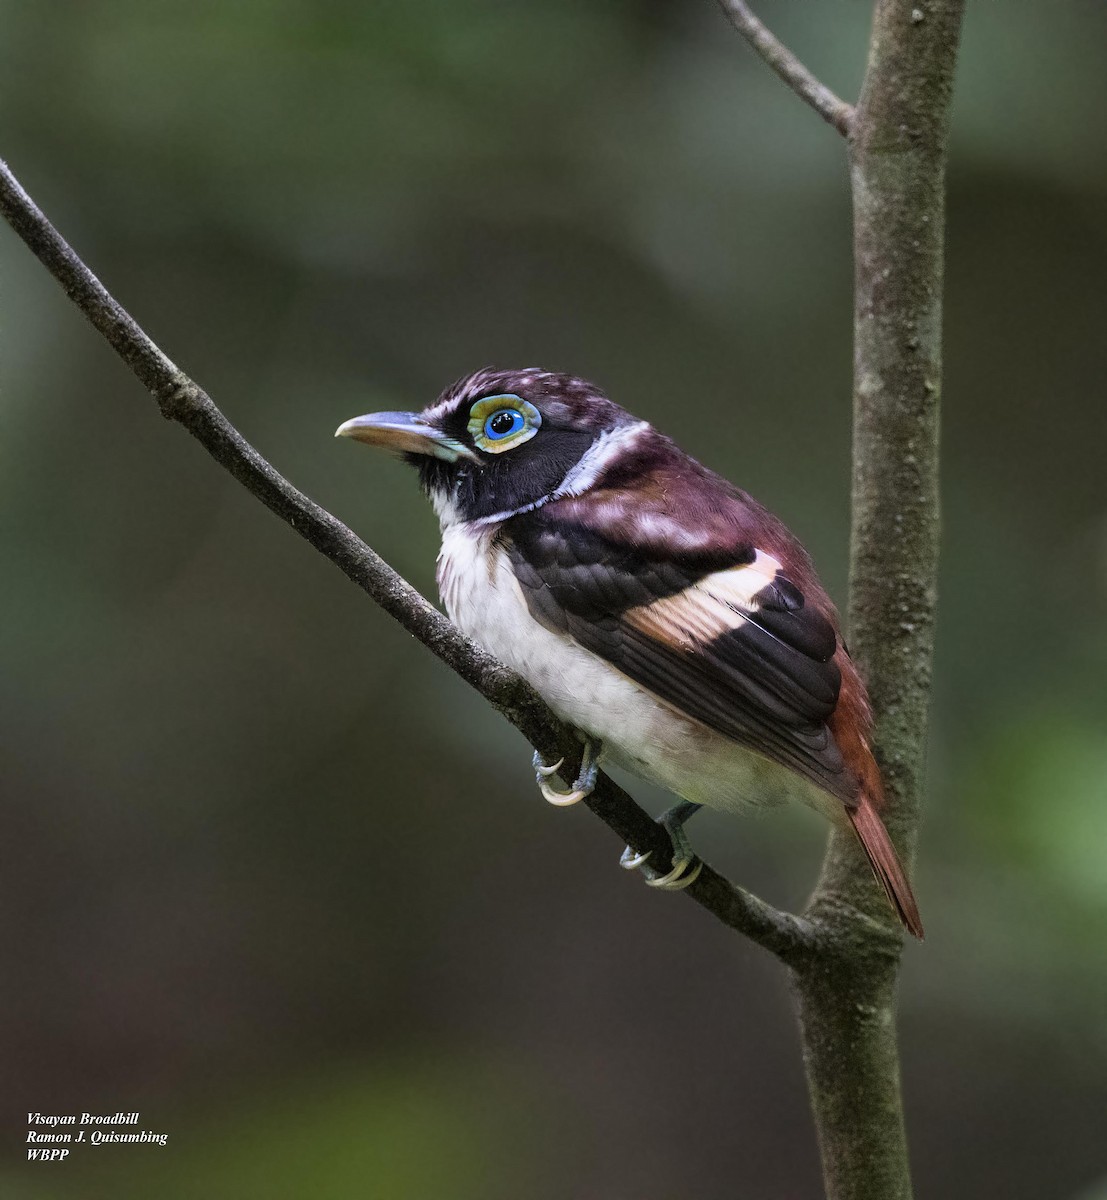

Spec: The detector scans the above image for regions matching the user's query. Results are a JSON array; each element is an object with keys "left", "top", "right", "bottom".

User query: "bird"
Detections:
[{"left": 336, "top": 367, "right": 923, "bottom": 938}]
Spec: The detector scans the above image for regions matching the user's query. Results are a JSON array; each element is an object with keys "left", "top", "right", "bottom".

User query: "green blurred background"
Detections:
[{"left": 2, "top": 2, "right": 1105, "bottom": 1197}]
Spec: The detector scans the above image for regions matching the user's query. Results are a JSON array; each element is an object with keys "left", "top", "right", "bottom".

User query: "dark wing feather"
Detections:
[{"left": 504, "top": 495, "right": 856, "bottom": 803}]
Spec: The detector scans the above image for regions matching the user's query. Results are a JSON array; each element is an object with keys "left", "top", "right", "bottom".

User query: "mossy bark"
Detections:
[{"left": 795, "top": 3, "right": 965, "bottom": 1198}]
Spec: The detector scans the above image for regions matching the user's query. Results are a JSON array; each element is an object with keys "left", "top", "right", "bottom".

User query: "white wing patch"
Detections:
[
  {"left": 437, "top": 528, "right": 834, "bottom": 816},
  {"left": 624, "top": 551, "right": 782, "bottom": 648}
]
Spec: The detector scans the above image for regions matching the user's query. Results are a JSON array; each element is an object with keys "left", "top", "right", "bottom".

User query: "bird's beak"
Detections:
[{"left": 334, "top": 411, "right": 475, "bottom": 462}]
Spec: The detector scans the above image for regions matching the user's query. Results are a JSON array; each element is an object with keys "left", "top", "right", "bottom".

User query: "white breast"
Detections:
[
  {"left": 436, "top": 524, "right": 832, "bottom": 817},
  {"left": 439, "top": 524, "right": 668, "bottom": 762}
]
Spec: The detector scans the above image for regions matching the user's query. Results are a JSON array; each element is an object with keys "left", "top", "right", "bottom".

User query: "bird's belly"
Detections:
[{"left": 438, "top": 526, "right": 830, "bottom": 816}]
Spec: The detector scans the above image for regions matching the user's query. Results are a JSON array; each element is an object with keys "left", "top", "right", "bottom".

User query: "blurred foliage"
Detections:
[{"left": 1, "top": 1, "right": 1106, "bottom": 1198}]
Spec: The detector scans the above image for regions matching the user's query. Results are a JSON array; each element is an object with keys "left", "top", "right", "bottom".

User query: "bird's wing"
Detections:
[{"left": 503, "top": 495, "right": 856, "bottom": 802}]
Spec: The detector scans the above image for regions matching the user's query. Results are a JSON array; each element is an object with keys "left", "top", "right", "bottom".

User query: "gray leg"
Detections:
[
  {"left": 532, "top": 738, "right": 601, "bottom": 807},
  {"left": 620, "top": 800, "right": 704, "bottom": 890}
]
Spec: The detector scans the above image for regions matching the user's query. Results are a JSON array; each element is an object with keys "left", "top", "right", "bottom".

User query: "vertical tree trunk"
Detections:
[{"left": 793, "top": 3, "right": 965, "bottom": 1198}]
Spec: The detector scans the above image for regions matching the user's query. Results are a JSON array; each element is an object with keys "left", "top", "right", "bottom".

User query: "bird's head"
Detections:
[{"left": 336, "top": 368, "right": 641, "bottom": 525}]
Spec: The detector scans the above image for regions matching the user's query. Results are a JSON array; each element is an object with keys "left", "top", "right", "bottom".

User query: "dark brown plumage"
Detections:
[
  {"left": 337, "top": 368, "right": 923, "bottom": 937},
  {"left": 503, "top": 427, "right": 922, "bottom": 937}
]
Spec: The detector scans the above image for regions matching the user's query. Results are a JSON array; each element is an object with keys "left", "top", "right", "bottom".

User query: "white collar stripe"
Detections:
[
  {"left": 467, "top": 421, "right": 650, "bottom": 528},
  {"left": 555, "top": 421, "right": 649, "bottom": 498}
]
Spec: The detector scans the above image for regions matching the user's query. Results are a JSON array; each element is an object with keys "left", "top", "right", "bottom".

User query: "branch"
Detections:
[
  {"left": 0, "top": 157, "right": 817, "bottom": 969},
  {"left": 814, "top": 0, "right": 964, "bottom": 942},
  {"left": 793, "top": 3, "right": 965, "bottom": 1198},
  {"left": 715, "top": 0, "right": 854, "bottom": 136}
]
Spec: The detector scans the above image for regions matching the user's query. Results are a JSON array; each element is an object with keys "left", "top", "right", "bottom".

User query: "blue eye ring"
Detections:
[
  {"left": 484, "top": 408, "right": 525, "bottom": 440},
  {"left": 467, "top": 395, "right": 541, "bottom": 454}
]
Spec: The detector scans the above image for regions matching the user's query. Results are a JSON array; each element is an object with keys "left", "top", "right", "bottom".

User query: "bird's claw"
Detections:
[
  {"left": 538, "top": 778, "right": 592, "bottom": 807},
  {"left": 619, "top": 846, "right": 651, "bottom": 871},
  {"left": 619, "top": 845, "right": 703, "bottom": 890},
  {"left": 645, "top": 855, "right": 703, "bottom": 890},
  {"left": 619, "top": 800, "right": 704, "bottom": 892},
  {"left": 532, "top": 740, "right": 600, "bottom": 807}
]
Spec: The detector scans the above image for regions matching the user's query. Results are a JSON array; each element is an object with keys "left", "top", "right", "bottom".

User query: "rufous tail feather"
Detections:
[{"left": 847, "top": 795, "right": 924, "bottom": 940}]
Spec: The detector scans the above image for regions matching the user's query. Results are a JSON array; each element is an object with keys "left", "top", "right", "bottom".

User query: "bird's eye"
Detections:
[
  {"left": 485, "top": 409, "right": 524, "bottom": 440},
  {"left": 467, "top": 395, "right": 541, "bottom": 454}
]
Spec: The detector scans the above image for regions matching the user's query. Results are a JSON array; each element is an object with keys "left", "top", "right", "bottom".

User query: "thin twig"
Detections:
[
  {"left": 0, "top": 157, "right": 819, "bottom": 968},
  {"left": 715, "top": 0, "right": 854, "bottom": 136}
]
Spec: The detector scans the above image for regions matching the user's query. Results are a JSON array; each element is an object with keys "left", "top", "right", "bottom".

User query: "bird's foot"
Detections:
[
  {"left": 532, "top": 738, "right": 601, "bottom": 807},
  {"left": 620, "top": 800, "right": 704, "bottom": 891}
]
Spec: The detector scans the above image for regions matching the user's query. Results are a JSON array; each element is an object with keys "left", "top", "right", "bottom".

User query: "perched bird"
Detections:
[{"left": 337, "top": 368, "right": 922, "bottom": 937}]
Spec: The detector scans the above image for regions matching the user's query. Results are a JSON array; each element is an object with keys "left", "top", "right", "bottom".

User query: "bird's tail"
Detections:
[{"left": 847, "top": 795, "right": 924, "bottom": 940}]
